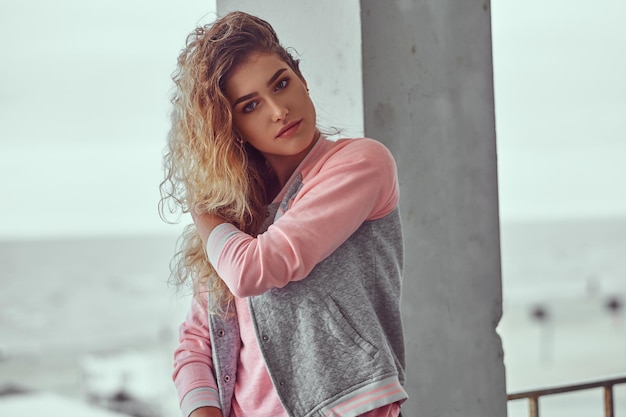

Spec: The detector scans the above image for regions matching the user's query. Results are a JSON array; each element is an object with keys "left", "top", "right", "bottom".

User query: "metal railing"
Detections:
[{"left": 508, "top": 376, "right": 626, "bottom": 417}]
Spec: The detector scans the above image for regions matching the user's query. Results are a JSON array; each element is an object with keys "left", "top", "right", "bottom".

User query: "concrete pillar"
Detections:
[
  {"left": 217, "top": 1, "right": 507, "bottom": 416},
  {"left": 360, "top": 1, "right": 507, "bottom": 416}
]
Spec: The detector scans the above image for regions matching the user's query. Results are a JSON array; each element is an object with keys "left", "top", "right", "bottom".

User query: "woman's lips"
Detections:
[{"left": 276, "top": 120, "right": 302, "bottom": 138}]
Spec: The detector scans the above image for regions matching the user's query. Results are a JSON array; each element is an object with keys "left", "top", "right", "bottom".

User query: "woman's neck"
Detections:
[{"left": 264, "top": 131, "right": 321, "bottom": 189}]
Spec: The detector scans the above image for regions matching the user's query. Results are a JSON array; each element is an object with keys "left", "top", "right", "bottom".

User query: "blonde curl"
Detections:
[{"left": 159, "top": 12, "right": 301, "bottom": 311}]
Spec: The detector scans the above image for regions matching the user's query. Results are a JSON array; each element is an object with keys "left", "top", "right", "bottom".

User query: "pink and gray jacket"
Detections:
[{"left": 173, "top": 137, "right": 407, "bottom": 417}]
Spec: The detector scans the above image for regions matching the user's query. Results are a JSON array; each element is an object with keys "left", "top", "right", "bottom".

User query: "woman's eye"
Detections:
[
  {"left": 242, "top": 101, "right": 258, "bottom": 113},
  {"left": 275, "top": 78, "right": 288, "bottom": 91}
]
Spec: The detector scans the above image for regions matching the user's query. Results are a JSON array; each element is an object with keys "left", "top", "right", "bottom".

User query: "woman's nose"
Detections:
[{"left": 268, "top": 98, "right": 288, "bottom": 121}]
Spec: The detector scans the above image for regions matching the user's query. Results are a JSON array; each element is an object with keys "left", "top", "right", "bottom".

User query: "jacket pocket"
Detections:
[{"left": 326, "top": 296, "right": 378, "bottom": 359}]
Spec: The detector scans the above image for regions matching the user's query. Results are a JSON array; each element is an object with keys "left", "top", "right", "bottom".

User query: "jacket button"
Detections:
[
  {"left": 217, "top": 329, "right": 225, "bottom": 337},
  {"left": 224, "top": 375, "right": 231, "bottom": 383}
]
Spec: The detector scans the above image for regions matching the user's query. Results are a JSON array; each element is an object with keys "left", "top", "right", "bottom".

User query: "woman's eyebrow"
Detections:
[
  {"left": 267, "top": 68, "right": 287, "bottom": 86},
  {"left": 232, "top": 68, "right": 288, "bottom": 107},
  {"left": 233, "top": 93, "right": 257, "bottom": 107}
]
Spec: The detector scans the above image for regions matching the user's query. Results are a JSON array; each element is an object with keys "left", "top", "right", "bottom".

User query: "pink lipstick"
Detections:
[{"left": 276, "top": 119, "right": 302, "bottom": 138}]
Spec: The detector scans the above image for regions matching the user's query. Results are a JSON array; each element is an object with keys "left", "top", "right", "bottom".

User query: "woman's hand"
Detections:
[
  {"left": 189, "top": 406, "right": 223, "bottom": 417},
  {"left": 190, "top": 210, "right": 228, "bottom": 247}
]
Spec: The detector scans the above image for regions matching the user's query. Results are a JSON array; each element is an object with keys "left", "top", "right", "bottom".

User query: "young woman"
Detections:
[{"left": 160, "top": 11, "right": 407, "bottom": 417}]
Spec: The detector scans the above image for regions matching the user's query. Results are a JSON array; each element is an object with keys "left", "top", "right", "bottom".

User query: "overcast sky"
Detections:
[
  {"left": 492, "top": 0, "right": 626, "bottom": 223},
  {"left": 0, "top": 0, "right": 214, "bottom": 239},
  {"left": 0, "top": 0, "right": 624, "bottom": 239}
]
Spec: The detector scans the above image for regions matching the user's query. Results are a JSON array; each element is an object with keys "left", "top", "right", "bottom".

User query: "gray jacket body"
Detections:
[{"left": 208, "top": 177, "right": 407, "bottom": 417}]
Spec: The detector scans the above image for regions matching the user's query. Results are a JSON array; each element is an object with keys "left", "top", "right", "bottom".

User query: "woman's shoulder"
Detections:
[
  {"left": 301, "top": 136, "right": 397, "bottom": 181},
  {"left": 326, "top": 137, "right": 395, "bottom": 162},
  {"left": 304, "top": 136, "right": 399, "bottom": 216}
]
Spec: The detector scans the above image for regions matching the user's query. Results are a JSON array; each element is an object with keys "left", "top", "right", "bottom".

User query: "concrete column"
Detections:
[
  {"left": 360, "top": 1, "right": 507, "bottom": 416},
  {"left": 217, "top": 1, "right": 507, "bottom": 416}
]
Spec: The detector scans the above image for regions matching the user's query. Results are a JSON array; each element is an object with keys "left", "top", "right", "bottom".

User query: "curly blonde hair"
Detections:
[{"left": 159, "top": 11, "right": 304, "bottom": 310}]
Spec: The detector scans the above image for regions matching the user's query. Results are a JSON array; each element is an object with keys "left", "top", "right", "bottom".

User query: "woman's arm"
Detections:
[
  {"left": 190, "top": 211, "right": 227, "bottom": 249},
  {"left": 173, "top": 294, "right": 222, "bottom": 416},
  {"left": 199, "top": 139, "right": 399, "bottom": 298}
]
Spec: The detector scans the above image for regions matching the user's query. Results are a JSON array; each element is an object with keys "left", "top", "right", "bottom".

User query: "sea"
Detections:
[{"left": 1, "top": 217, "right": 625, "bottom": 416}]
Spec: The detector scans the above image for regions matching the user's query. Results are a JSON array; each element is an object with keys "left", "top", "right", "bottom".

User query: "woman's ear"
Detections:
[{"left": 232, "top": 128, "right": 245, "bottom": 145}]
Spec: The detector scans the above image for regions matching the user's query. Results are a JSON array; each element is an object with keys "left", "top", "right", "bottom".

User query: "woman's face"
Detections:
[{"left": 225, "top": 52, "right": 318, "bottom": 170}]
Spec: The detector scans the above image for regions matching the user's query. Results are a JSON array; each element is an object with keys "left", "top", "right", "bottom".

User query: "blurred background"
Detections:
[{"left": 0, "top": 0, "right": 624, "bottom": 416}]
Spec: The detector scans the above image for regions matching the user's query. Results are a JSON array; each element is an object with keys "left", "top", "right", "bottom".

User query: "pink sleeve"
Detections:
[
  {"left": 172, "top": 294, "right": 221, "bottom": 415},
  {"left": 206, "top": 139, "right": 399, "bottom": 298}
]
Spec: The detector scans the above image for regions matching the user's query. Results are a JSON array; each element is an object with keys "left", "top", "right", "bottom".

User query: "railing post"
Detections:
[
  {"left": 529, "top": 395, "right": 540, "bottom": 417},
  {"left": 604, "top": 384, "right": 614, "bottom": 417}
]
